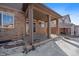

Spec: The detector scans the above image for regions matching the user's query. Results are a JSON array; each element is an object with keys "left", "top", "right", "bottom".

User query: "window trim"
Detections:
[{"left": 0, "top": 11, "right": 14, "bottom": 29}]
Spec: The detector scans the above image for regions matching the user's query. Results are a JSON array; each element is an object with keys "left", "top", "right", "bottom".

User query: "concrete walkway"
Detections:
[
  {"left": 26, "top": 36, "right": 79, "bottom": 56},
  {"left": 56, "top": 37, "right": 79, "bottom": 56},
  {"left": 25, "top": 40, "right": 67, "bottom": 56}
]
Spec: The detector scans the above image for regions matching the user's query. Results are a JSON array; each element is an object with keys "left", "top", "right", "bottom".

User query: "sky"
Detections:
[{"left": 45, "top": 3, "right": 79, "bottom": 25}]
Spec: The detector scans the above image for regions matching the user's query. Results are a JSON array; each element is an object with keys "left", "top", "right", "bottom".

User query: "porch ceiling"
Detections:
[
  {"left": 33, "top": 9, "right": 59, "bottom": 21},
  {"left": 33, "top": 9, "right": 48, "bottom": 21},
  {"left": 23, "top": 3, "right": 61, "bottom": 21},
  {"left": 33, "top": 4, "right": 61, "bottom": 19}
]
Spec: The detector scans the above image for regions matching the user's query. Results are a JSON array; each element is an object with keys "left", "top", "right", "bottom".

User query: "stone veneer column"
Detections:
[
  {"left": 56, "top": 19, "right": 60, "bottom": 35},
  {"left": 47, "top": 15, "right": 51, "bottom": 39},
  {"left": 28, "top": 4, "right": 34, "bottom": 45}
]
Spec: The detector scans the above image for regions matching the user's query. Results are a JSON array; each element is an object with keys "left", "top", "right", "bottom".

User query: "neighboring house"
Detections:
[
  {"left": 71, "top": 24, "right": 75, "bottom": 36},
  {"left": 50, "top": 19, "right": 59, "bottom": 34},
  {"left": 58, "top": 15, "right": 73, "bottom": 35},
  {"left": 74, "top": 25, "right": 79, "bottom": 36},
  {"left": 0, "top": 3, "right": 61, "bottom": 45}
]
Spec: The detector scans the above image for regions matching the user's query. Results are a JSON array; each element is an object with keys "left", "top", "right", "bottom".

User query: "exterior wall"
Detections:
[
  {"left": 74, "top": 26, "right": 79, "bottom": 36},
  {"left": 0, "top": 6, "right": 25, "bottom": 41},
  {"left": 59, "top": 28, "right": 71, "bottom": 35},
  {"left": 51, "top": 27, "right": 58, "bottom": 34},
  {"left": 26, "top": 20, "right": 47, "bottom": 35},
  {"left": 58, "top": 15, "right": 71, "bottom": 24},
  {"left": 36, "top": 20, "right": 47, "bottom": 35},
  {"left": 58, "top": 15, "right": 71, "bottom": 28},
  {"left": 71, "top": 25, "right": 75, "bottom": 36},
  {"left": 50, "top": 20, "right": 56, "bottom": 27},
  {"left": 50, "top": 20, "right": 59, "bottom": 34},
  {"left": 59, "top": 28, "right": 64, "bottom": 34}
]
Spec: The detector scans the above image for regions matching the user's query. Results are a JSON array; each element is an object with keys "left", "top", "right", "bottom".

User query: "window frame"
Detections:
[
  {"left": 0, "top": 11, "right": 14, "bottom": 29},
  {"left": 0, "top": 11, "right": 2, "bottom": 28}
]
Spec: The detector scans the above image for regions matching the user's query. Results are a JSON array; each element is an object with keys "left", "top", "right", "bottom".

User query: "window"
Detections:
[
  {"left": 39, "top": 21, "right": 45, "bottom": 28},
  {"left": 50, "top": 20, "right": 56, "bottom": 27},
  {"left": 33, "top": 23, "right": 36, "bottom": 32},
  {"left": 0, "top": 13, "right": 2, "bottom": 32},
  {"left": 0, "top": 13, "right": 1, "bottom": 28},
  {"left": 0, "top": 11, "right": 14, "bottom": 28},
  {"left": 62, "top": 19, "right": 64, "bottom": 23},
  {"left": 0, "top": 29, "right": 1, "bottom": 32},
  {"left": 3, "top": 13, "right": 14, "bottom": 28}
]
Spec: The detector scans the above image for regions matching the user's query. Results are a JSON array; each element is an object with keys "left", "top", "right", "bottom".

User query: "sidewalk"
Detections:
[
  {"left": 56, "top": 36, "right": 79, "bottom": 56},
  {"left": 25, "top": 40, "right": 67, "bottom": 56}
]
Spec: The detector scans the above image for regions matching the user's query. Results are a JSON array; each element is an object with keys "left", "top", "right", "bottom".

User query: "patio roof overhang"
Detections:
[
  {"left": 33, "top": 4, "right": 61, "bottom": 17},
  {"left": 22, "top": 3, "right": 62, "bottom": 21}
]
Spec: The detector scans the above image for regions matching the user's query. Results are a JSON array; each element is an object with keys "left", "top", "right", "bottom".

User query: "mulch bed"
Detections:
[{"left": 0, "top": 40, "right": 24, "bottom": 49}]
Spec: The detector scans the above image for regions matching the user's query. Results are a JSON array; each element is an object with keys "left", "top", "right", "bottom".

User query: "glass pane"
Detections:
[
  {"left": 41, "top": 22, "right": 45, "bottom": 28},
  {"left": 3, "top": 14, "right": 13, "bottom": 28},
  {"left": 33, "top": 23, "right": 36, "bottom": 32}
]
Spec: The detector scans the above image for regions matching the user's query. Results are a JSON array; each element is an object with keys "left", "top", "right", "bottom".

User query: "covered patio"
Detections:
[{"left": 23, "top": 4, "right": 61, "bottom": 46}]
